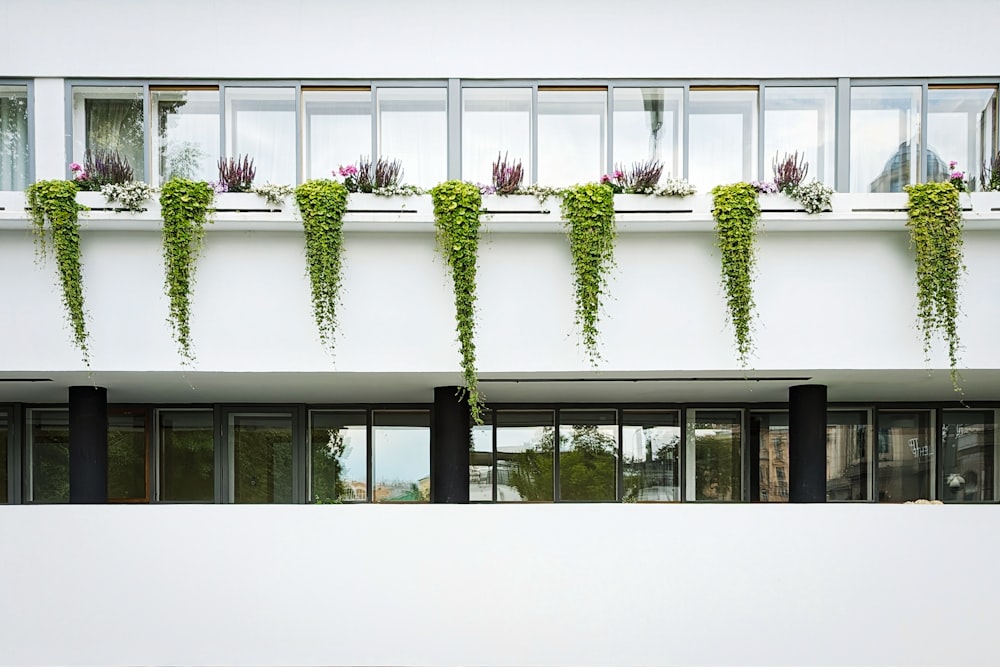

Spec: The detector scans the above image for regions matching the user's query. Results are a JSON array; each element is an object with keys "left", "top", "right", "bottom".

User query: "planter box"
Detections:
[
  {"left": 757, "top": 193, "right": 805, "bottom": 213},
  {"left": 345, "top": 193, "right": 431, "bottom": 216},
  {"left": 212, "top": 192, "right": 284, "bottom": 213},
  {"left": 971, "top": 192, "right": 1000, "bottom": 214},
  {"left": 843, "top": 192, "right": 910, "bottom": 212},
  {"left": 0, "top": 191, "right": 26, "bottom": 212},
  {"left": 75, "top": 190, "right": 158, "bottom": 214},
  {"left": 481, "top": 194, "right": 556, "bottom": 214},
  {"left": 613, "top": 193, "right": 702, "bottom": 214}
]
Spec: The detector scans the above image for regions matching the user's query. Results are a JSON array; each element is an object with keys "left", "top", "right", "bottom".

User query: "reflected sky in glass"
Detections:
[
  {"left": 377, "top": 88, "right": 447, "bottom": 188},
  {"left": 373, "top": 411, "right": 429, "bottom": 502},
  {"left": 688, "top": 89, "right": 757, "bottom": 190},
  {"left": 537, "top": 89, "right": 606, "bottom": 186},
  {"left": 850, "top": 86, "right": 920, "bottom": 192},
  {"left": 225, "top": 87, "right": 296, "bottom": 185},
  {"left": 153, "top": 88, "right": 220, "bottom": 184},
  {"left": 764, "top": 87, "right": 835, "bottom": 186},
  {"left": 463, "top": 88, "right": 531, "bottom": 186},
  {"left": 613, "top": 88, "right": 682, "bottom": 178},
  {"left": 303, "top": 89, "right": 371, "bottom": 180},
  {"left": 927, "top": 87, "right": 997, "bottom": 187}
]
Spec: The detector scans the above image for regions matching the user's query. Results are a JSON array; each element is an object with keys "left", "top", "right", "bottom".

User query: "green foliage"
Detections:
[
  {"left": 431, "top": 181, "right": 484, "bottom": 424},
  {"left": 25, "top": 179, "right": 90, "bottom": 361},
  {"left": 506, "top": 425, "right": 617, "bottom": 501},
  {"left": 560, "top": 183, "right": 616, "bottom": 365},
  {"left": 711, "top": 183, "right": 761, "bottom": 367},
  {"left": 159, "top": 178, "right": 213, "bottom": 362},
  {"left": 294, "top": 180, "right": 349, "bottom": 350},
  {"left": 905, "top": 182, "right": 964, "bottom": 389}
]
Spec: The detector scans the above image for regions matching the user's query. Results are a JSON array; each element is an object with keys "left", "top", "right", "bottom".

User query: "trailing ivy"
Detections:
[
  {"left": 905, "top": 182, "right": 964, "bottom": 389},
  {"left": 159, "top": 178, "right": 213, "bottom": 362},
  {"left": 561, "top": 183, "right": 616, "bottom": 365},
  {"left": 712, "top": 183, "right": 761, "bottom": 367},
  {"left": 430, "top": 180, "right": 484, "bottom": 424},
  {"left": 294, "top": 180, "right": 349, "bottom": 350},
  {"left": 25, "top": 179, "right": 90, "bottom": 362}
]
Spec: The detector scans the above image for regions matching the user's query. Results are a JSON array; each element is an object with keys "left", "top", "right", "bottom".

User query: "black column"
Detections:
[
  {"left": 431, "top": 386, "right": 470, "bottom": 503},
  {"left": 69, "top": 386, "right": 108, "bottom": 504},
  {"left": 788, "top": 384, "right": 827, "bottom": 503}
]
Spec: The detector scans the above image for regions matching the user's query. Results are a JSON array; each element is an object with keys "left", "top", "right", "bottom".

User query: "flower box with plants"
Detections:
[
  {"left": 601, "top": 159, "right": 698, "bottom": 212},
  {"left": 210, "top": 155, "right": 293, "bottom": 213},
  {"left": 970, "top": 153, "right": 1000, "bottom": 213},
  {"left": 755, "top": 152, "right": 834, "bottom": 214},
  {"left": 70, "top": 149, "right": 155, "bottom": 214},
  {"left": 335, "top": 157, "right": 429, "bottom": 215},
  {"left": 478, "top": 153, "right": 561, "bottom": 218}
]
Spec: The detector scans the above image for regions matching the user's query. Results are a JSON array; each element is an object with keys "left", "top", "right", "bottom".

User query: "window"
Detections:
[
  {"left": 470, "top": 409, "right": 493, "bottom": 501},
  {"left": 302, "top": 87, "right": 372, "bottom": 181},
  {"left": 108, "top": 410, "right": 148, "bottom": 502},
  {"left": 225, "top": 87, "right": 296, "bottom": 185},
  {"left": 158, "top": 410, "right": 214, "bottom": 502},
  {"left": 827, "top": 410, "right": 870, "bottom": 501},
  {"left": 622, "top": 410, "right": 680, "bottom": 502},
  {"left": 71, "top": 86, "right": 145, "bottom": 181},
  {"left": 927, "top": 86, "right": 997, "bottom": 188},
  {"left": 0, "top": 410, "right": 8, "bottom": 503},
  {"left": 310, "top": 410, "right": 368, "bottom": 503},
  {"left": 537, "top": 87, "right": 607, "bottom": 186},
  {"left": 941, "top": 410, "right": 996, "bottom": 503},
  {"left": 877, "top": 410, "right": 934, "bottom": 502},
  {"left": 376, "top": 88, "right": 447, "bottom": 188},
  {"left": 753, "top": 412, "right": 789, "bottom": 502},
  {"left": 559, "top": 410, "right": 617, "bottom": 501},
  {"left": 496, "top": 410, "right": 554, "bottom": 502},
  {"left": 687, "top": 410, "right": 742, "bottom": 501},
  {"left": 613, "top": 87, "right": 683, "bottom": 178},
  {"left": 851, "top": 86, "right": 921, "bottom": 192},
  {"left": 372, "top": 410, "right": 429, "bottom": 502},
  {"left": 0, "top": 84, "right": 29, "bottom": 190},
  {"left": 151, "top": 87, "right": 220, "bottom": 184},
  {"left": 763, "top": 86, "right": 836, "bottom": 186},
  {"left": 27, "top": 409, "right": 69, "bottom": 503},
  {"left": 462, "top": 88, "right": 532, "bottom": 185},
  {"left": 688, "top": 88, "right": 758, "bottom": 190},
  {"left": 228, "top": 412, "right": 294, "bottom": 504}
]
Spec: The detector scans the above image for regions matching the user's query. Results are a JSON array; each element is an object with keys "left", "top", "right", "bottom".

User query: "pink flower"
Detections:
[
  {"left": 337, "top": 165, "right": 358, "bottom": 177},
  {"left": 69, "top": 162, "right": 82, "bottom": 172},
  {"left": 74, "top": 171, "right": 87, "bottom": 181},
  {"left": 614, "top": 170, "right": 624, "bottom": 180},
  {"left": 600, "top": 174, "right": 610, "bottom": 183},
  {"left": 949, "top": 161, "right": 958, "bottom": 170},
  {"left": 951, "top": 171, "right": 965, "bottom": 180}
]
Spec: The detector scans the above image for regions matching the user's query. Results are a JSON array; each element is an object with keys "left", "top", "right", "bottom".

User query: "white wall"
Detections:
[
  {"left": 1, "top": 0, "right": 998, "bottom": 79},
  {"left": 0, "top": 504, "right": 995, "bottom": 667}
]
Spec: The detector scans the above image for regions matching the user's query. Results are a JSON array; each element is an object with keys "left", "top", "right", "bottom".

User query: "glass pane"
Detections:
[
  {"left": 827, "top": 411, "right": 870, "bottom": 501},
  {"left": 613, "top": 88, "right": 683, "bottom": 178},
  {"left": 470, "top": 409, "right": 493, "bottom": 501},
  {"left": 942, "top": 410, "right": 996, "bottom": 503},
  {"left": 310, "top": 410, "right": 368, "bottom": 502},
  {"left": 622, "top": 410, "right": 680, "bottom": 502},
  {"left": 462, "top": 88, "right": 531, "bottom": 186},
  {"left": 0, "top": 412, "right": 8, "bottom": 503},
  {"left": 230, "top": 413, "right": 293, "bottom": 504},
  {"left": 927, "top": 87, "right": 997, "bottom": 189},
  {"left": 753, "top": 412, "right": 789, "bottom": 502},
  {"left": 302, "top": 88, "right": 371, "bottom": 180},
  {"left": 377, "top": 88, "right": 447, "bottom": 188},
  {"left": 159, "top": 410, "right": 214, "bottom": 502},
  {"left": 372, "top": 411, "right": 430, "bottom": 502},
  {"left": 29, "top": 410, "right": 69, "bottom": 503},
  {"left": 225, "top": 87, "right": 296, "bottom": 185},
  {"left": 687, "top": 410, "right": 742, "bottom": 501},
  {"left": 537, "top": 89, "right": 607, "bottom": 186},
  {"left": 689, "top": 88, "right": 758, "bottom": 190},
  {"left": 851, "top": 86, "right": 921, "bottom": 192},
  {"left": 0, "top": 85, "right": 30, "bottom": 190},
  {"left": 496, "top": 411, "right": 554, "bottom": 502},
  {"left": 152, "top": 88, "right": 220, "bottom": 184},
  {"left": 877, "top": 411, "right": 934, "bottom": 502},
  {"left": 71, "top": 86, "right": 145, "bottom": 181},
  {"left": 108, "top": 412, "right": 147, "bottom": 501},
  {"left": 764, "top": 87, "right": 836, "bottom": 186},
  {"left": 559, "top": 410, "right": 617, "bottom": 501}
]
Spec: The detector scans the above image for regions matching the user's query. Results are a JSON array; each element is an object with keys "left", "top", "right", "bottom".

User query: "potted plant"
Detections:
[
  {"left": 70, "top": 149, "right": 154, "bottom": 213},
  {"left": 603, "top": 159, "right": 698, "bottom": 213},
  {"left": 211, "top": 155, "right": 281, "bottom": 212},
  {"left": 479, "top": 153, "right": 558, "bottom": 218},
  {"left": 973, "top": 151, "right": 1000, "bottom": 213},
  {"left": 335, "top": 156, "right": 428, "bottom": 215}
]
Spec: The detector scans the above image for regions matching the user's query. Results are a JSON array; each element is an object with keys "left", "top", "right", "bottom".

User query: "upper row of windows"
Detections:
[{"left": 1, "top": 81, "right": 998, "bottom": 193}]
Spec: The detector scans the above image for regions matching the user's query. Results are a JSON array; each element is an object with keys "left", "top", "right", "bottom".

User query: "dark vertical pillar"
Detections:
[
  {"left": 749, "top": 414, "right": 762, "bottom": 502},
  {"left": 431, "top": 386, "right": 470, "bottom": 503},
  {"left": 69, "top": 386, "right": 108, "bottom": 504},
  {"left": 788, "top": 384, "right": 827, "bottom": 503}
]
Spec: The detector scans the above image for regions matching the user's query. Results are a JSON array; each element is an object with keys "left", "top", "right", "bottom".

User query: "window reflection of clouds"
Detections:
[
  {"left": 764, "top": 87, "right": 835, "bottom": 186},
  {"left": 152, "top": 89, "right": 220, "bottom": 184},
  {"left": 372, "top": 412, "right": 430, "bottom": 497},
  {"left": 303, "top": 89, "right": 371, "bottom": 180},
  {"left": 613, "top": 88, "right": 683, "bottom": 177},
  {"left": 850, "top": 86, "right": 921, "bottom": 192},
  {"left": 377, "top": 88, "right": 447, "bottom": 188},
  {"left": 537, "top": 89, "right": 606, "bottom": 186},
  {"left": 688, "top": 89, "right": 758, "bottom": 190},
  {"left": 462, "top": 88, "right": 531, "bottom": 185}
]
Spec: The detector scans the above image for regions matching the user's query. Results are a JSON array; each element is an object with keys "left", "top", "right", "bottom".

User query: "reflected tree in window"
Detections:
[
  {"left": 311, "top": 426, "right": 348, "bottom": 502},
  {"left": 506, "top": 425, "right": 617, "bottom": 501}
]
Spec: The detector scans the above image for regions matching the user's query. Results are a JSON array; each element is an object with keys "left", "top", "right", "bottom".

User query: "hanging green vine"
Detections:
[
  {"left": 561, "top": 183, "right": 616, "bottom": 365},
  {"left": 25, "top": 179, "right": 90, "bottom": 362},
  {"left": 159, "top": 178, "right": 213, "bottom": 362},
  {"left": 712, "top": 183, "right": 761, "bottom": 367},
  {"left": 430, "top": 180, "right": 484, "bottom": 424},
  {"left": 294, "top": 180, "right": 349, "bottom": 350},
  {"left": 905, "top": 182, "right": 964, "bottom": 389}
]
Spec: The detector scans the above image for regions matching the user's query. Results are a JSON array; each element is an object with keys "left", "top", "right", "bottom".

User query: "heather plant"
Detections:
[
  {"left": 773, "top": 151, "right": 808, "bottom": 193},
  {"left": 216, "top": 155, "right": 255, "bottom": 193},
  {"left": 71, "top": 149, "right": 134, "bottom": 191},
  {"left": 602, "top": 159, "right": 664, "bottom": 194},
  {"left": 492, "top": 152, "right": 524, "bottom": 195},
  {"left": 335, "top": 156, "right": 422, "bottom": 196}
]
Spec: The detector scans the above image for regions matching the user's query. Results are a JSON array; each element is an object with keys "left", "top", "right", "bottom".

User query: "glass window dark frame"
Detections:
[
  {"left": 156, "top": 407, "right": 217, "bottom": 504},
  {"left": 0, "top": 407, "right": 10, "bottom": 504},
  {"left": 309, "top": 409, "right": 370, "bottom": 503},
  {"left": 221, "top": 407, "right": 302, "bottom": 504},
  {"left": 107, "top": 408, "right": 150, "bottom": 503},
  {"left": 941, "top": 408, "right": 996, "bottom": 503},
  {"left": 0, "top": 80, "right": 32, "bottom": 190}
]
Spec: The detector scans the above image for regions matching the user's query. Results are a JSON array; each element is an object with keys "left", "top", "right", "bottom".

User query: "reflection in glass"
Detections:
[
  {"left": 470, "top": 410, "right": 493, "bottom": 502},
  {"left": 850, "top": 86, "right": 921, "bottom": 192},
  {"left": 463, "top": 88, "right": 531, "bottom": 186},
  {"left": 941, "top": 410, "right": 996, "bottom": 503},
  {"left": 613, "top": 88, "right": 683, "bottom": 179},
  {"left": 29, "top": 410, "right": 69, "bottom": 503},
  {"left": 753, "top": 412, "right": 789, "bottom": 502},
  {"left": 0, "top": 85, "right": 30, "bottom": 190},
  {"left": 225, "top": 87, "right": 296, "bottom": 185},
  {"left": 373, "top": 411, "right": 430, "bottom": 502},
  {"left": 230, "top": 413, "right": 293, "bottom": 504},
  {"left": 687, "top": 410, "right": 742, "bottom": 501},
  {"left": 71, "top": 86, "right": 145, "bottom": 181},
  {"left": 623, "top": 411, "right": 680, "bottom": 502},
  {"left": 538, "top": 89, "right": 607, "bottom": 186},
  {"left": 559, "top": 410, "right": 617, "bottom": 501},
  {"left": 377, "top": 88, "right": 447, "bottom": 188},
  {"left": 764, "top": 87, "right": 835, "bottom": 186},
  {"left": 877, "top": 411, "right": 933, "bottom": 502},
  {"left": 108, "top": 413, "right": 147, "bottom": 501},
  {"left": 827, "top": 411, "right": 870, "bottom": 501},
  {"left": 496, "top": 411, "right": 554, "bottom": 502},
  {"left": 0, "top": 412, "right": 7, "bottom": 503},
  {"left": 310, "top": 410, "right": 368, "bottom": 502},
  {"left": 152, "top": 88, "right": 220, "bottom": 184},
  {"left": 159, "top": 410, "right": 215, "bottom": 502},
  {"left": 302, "top": 88, "right": 372, "bottom": 180},
  {"left": 927, "top": 87, "right": 997, "bottom": 188},
  {"left": 689, "top": 88, "right": 758, "bottom": 190}
]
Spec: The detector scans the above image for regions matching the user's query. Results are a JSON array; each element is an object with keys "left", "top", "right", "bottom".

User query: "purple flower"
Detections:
[
  {"left": 337, "top": 164, "right": 358, "bottom": 177},
  {"left": 69, "top": 162, "right": 82, "bottom": 172},
  {"left": 614, "top": 170, "right": 624, "bottom": 180},
  {"left": 949, "top": 161, "right": 958, "bottom": 170},
  {"left": 74, "top": 171, "right": 87, "bottom": 181},
  {"left": 600, "top": 174, "right": 610, "bottom": 184},
  {"left": 951, "top": 171, "right": 965, "bottom": 180}
]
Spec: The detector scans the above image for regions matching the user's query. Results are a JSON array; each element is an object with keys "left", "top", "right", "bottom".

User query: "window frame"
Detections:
[{"left": 0, "top": 78, "right": 34, "bottom": 189}]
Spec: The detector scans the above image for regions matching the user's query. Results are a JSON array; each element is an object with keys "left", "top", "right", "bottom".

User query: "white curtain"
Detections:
[{"left": 0, "top": 95, "right": 29, "bottom": 190}]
